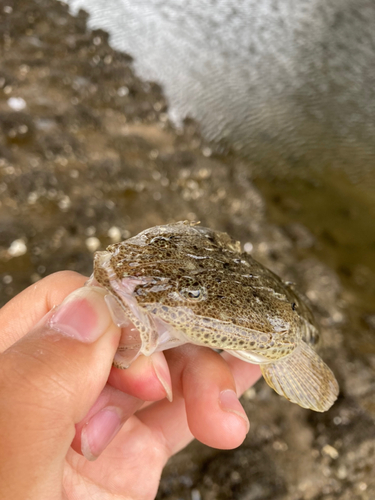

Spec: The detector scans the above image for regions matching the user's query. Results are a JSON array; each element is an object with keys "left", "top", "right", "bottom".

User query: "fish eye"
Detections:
[
  {"left": 179, "top": 287, "right": 206, "bottom": 301},
  {"left": 178, "top": 279, "right": 207, "bottom": 302},
  {"left": 150, "top": 236, "right": 171, "bottom": 248}
]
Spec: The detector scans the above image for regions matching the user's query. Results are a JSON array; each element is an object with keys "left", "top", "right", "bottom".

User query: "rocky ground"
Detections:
[{"left": 0, "top": 1, "right": 374, "bottom": 499}]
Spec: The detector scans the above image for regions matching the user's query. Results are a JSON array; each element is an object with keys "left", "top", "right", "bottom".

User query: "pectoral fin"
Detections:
[{"left": 260, "top": 341, "right": 339, "bottom": 412}]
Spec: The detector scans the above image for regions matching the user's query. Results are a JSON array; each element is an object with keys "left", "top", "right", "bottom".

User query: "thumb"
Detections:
[{"left": 0, "top": 286, "right": 121, "bottom": 496}]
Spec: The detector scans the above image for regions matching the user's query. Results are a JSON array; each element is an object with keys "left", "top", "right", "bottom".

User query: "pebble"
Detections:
[
  {"left": 191, "top": 489, "right": 201, "bottom": 500},
  {"left": 108, "top": 226, "right": 122, "bottom": 242},
  {"left": 85, "top": 237, "right": 101, "bottom": 252},
  {"left": 244, "top": 242, "right": 253, "bottom": 253},
  {"left": 7, "top": 239, "right": 27, "bottom": 257},
  {"left": 7, "top": 97, "right": 26, "bottom": 111},
  {"left": 117, "top": 86, "right": 129, "bottom": 97},
  {"left": 322, "top": 444, "right": 339, "bottom": 460}
]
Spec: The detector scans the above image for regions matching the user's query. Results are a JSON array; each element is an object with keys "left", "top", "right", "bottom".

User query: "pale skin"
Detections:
[{"left": 0, "top": 271, "right": 261, "bottom": 500}]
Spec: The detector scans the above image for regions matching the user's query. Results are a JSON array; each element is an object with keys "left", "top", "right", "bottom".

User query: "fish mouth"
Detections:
[
  {"left": 113, "top": 314, "right": 143, "bottom": 368},
  {"left": 110, "top": 301, "right": 190, "bottom": 369},
  {"left": 89, "top": 270, "right": 191, "bottom": 368}
]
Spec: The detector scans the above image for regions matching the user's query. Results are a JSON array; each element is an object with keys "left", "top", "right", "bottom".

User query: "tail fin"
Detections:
[{"left": 261, "top": 341, "right": 339, "bottom": 412}]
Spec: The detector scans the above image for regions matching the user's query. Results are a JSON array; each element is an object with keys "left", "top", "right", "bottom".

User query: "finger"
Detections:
[
  {"left": 71, "top": 384, "right": 143, "bottom": 460},
  {"left": 137, "top": 351, "right": 262, "bottom": 455},
  {"left": 65, "top": 413, "right": 170, "bottom": 500},
  {"left": 137, "top": 397, "right": 193, "bottom": 456},
  {"left": 108, "top": 351, "right": 172, "bottom": 402},
  {"left": 0, "top": 286, "right": 121, "bottom": 498},
  {"left": 167, "top": 345, "right": 249, "bottom": 449},
  {"left": 138, "top": 345, "right": 259, "bottom": 450},
  {"left": 0, "top": 271, "right": 87, "bottom": 351}
]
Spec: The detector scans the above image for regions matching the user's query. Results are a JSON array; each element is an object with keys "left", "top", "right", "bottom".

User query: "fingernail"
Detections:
[
  {"left": 81, "top": 406, "right": 123, "bottom": 461},
  {"left": 219, "top": 390, "right": 250, "bottom": 433},
  {"left": 151, "top": 353, "right": 173, "bottom": 402},
  {"left": 49, "top": 287, "right": 112, "bottom": 343}
]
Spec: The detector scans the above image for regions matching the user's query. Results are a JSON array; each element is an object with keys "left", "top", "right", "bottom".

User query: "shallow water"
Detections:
[{"left": 65, "top": 0, "right": 375, "bottom": 181}]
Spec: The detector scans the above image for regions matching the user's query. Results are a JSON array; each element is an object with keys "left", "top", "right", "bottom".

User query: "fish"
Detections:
[{"left": 89, "top": 221, "right": 339, "bottom": 412}]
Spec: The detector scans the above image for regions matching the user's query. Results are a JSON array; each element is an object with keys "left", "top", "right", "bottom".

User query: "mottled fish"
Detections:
[{"left": 89, "top": 221, "right": 339, "bottom": 412}]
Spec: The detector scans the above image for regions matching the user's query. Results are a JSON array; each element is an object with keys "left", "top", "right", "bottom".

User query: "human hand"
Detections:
[{"left": 0, "top": 271, "right": 261, "bottom": 500}]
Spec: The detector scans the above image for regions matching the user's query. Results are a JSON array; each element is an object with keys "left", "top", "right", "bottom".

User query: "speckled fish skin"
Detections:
[{"left": 91, "top": 221, "right": 339, "bottom": 412}]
